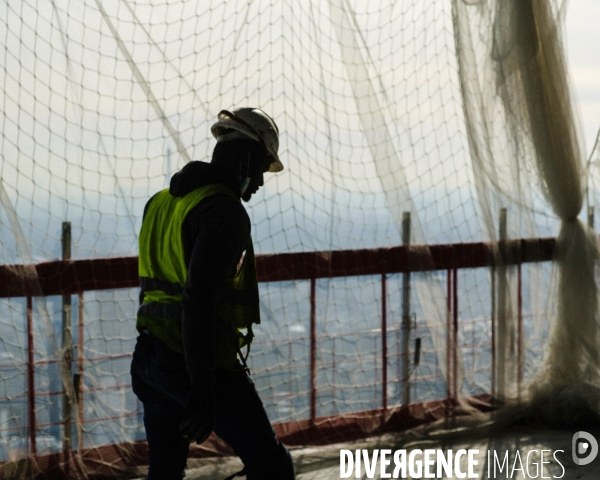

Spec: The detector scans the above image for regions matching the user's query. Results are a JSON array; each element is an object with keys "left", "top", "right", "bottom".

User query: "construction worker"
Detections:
[{"left": 130, "top": 108, "right": 295, "bottom": 480}]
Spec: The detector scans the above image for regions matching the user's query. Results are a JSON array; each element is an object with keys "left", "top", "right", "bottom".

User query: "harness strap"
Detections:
[{"left": 214, "top": 321, "right": 255, "bottom": 374}]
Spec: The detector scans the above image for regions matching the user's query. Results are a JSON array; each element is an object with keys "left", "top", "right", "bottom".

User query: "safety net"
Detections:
[{"left": 1, "top": 0, "right": 599, "bottom": 477}]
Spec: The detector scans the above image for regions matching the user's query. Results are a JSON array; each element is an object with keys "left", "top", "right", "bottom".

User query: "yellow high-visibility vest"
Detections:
[{"left": 136, "top": 183, "right": 260, "bottom": 368}]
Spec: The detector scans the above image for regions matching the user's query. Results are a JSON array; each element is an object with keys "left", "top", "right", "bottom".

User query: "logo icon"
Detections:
[{"left": 573, "top": 431, "right": 598, "bottom": 466}]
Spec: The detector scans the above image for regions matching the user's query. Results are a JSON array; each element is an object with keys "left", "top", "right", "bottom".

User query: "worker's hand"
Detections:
[
  {"left": 179, "top": 409, "right": 214, "bottom": 444},
  {"left": 179, "top": 389, "right": 215, "bottom": 444}
]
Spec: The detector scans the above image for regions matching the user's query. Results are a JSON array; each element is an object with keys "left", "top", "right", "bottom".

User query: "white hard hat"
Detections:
[{"left": 211, "top": 108, "right": 283, "bottom": 172}]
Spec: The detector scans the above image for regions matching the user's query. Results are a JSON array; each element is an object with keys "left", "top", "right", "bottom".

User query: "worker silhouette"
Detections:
[{"left": 131, "top": 108, "right": 295, "bottom": 479}]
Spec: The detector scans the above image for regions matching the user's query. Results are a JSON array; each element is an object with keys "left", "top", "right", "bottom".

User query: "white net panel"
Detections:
[
  {"left": 453, "top": 0, "right": 600, "bottom": 415},
  {"left": 0, "top": 0, "right": 597, "bottom": 477}
]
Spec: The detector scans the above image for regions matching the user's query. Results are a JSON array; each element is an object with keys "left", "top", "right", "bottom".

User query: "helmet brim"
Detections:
[
  {"left": 267, "top": 157, "right": 284, "bottom": 173},
  {"left": 211, "top": 110, "right": 284, "bottom": 172}
]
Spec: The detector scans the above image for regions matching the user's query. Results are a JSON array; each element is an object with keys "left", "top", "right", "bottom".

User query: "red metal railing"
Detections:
[{"left": 0, "top": 237, "right": 556, "bottom": 478}]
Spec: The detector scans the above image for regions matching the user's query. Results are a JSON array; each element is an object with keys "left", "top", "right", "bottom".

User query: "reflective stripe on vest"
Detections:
[
  {"left": 139, "top": 276, "right": 259, "bottom": 304},
  {"left": 140, "top": 277, "right": 183, "bottom": 296},
  {"left": 136, "top": 183, "right": 260, "bottom": 358}
]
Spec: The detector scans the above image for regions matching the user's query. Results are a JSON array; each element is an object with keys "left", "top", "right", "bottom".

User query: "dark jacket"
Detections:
[{"left": 141, "top": 161, "right": 250, "bottom": 398}]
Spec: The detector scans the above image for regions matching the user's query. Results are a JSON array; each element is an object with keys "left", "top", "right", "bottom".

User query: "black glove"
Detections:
[{"left": 179, "top": 389, "right": 215, "bottom": 444}]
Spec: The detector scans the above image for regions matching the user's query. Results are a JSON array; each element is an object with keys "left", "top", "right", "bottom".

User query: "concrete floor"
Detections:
[{"left": 175, "top": 424, "right": 600, "bottom": 479}]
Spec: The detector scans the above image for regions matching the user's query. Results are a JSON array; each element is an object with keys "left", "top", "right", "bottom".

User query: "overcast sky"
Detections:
[
  {"left": 565, "top": 0, "right": 600, "bottom": 156},
  {"left": 1, "top": 0, "right": 599, "bottom": 261}
]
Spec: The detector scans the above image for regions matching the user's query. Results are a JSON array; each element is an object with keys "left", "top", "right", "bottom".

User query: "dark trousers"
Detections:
[{"left": 130, "top": 331, "right": 295, "bottom": 480}]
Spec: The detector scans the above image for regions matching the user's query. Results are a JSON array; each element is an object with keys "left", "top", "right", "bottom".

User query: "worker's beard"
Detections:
[
  {"left": 241, "top": 174, "right": 263, "bottom": 202},
  {"left": 241, "top": 186, "right": 256, "bottom": 202},
  {"left": 241, "top": 191, "right": 252, "bottom": 202}
]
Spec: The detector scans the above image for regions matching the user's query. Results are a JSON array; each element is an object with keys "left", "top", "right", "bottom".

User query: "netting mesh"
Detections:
[{"left": 1, "top": 0, "right": 598, "bottom": 477}]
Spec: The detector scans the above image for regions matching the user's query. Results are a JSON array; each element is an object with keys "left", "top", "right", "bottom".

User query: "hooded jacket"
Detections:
[{"left": 140, "top": 161, "right": 252, "bottom": 394}]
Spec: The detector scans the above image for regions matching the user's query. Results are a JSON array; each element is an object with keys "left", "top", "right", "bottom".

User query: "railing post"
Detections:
[
  {"left": 453, "top": 268, "right": 459, "bottom": 408},
  {"left": 332, "top": 337, "right": 336, "bottom": 415},
  {"left": 497, "top": 208, "right": 509, "bottom": 403},
  {"left": 309, "top": 278, "right": 317, "bottom": 426},
  {"left": 381, "top": 273, "right": 387, "bottom": 416},
  {"left": 77, "top": 292, "right": 85, "bottom": 452},
  {"left": 401, "top": 212, "right": 411, "bottom": 406},
  {"left": 446, "top": 268, "right": 458, "bottom": 415},
  {"left": 517, "top": 264, "right": 523, "bottom": 398},
  {"left": 61, "top": 222, "right": 73, "bottom": 469},
  {"left": 491, "top": 264, "right": 496, "bottom": 402},
  {"left": 446, "top": 269, "right": 452, "bottom": 412},
  {"left": 27, "top": 296, "right": 36, "bottom": 457}
]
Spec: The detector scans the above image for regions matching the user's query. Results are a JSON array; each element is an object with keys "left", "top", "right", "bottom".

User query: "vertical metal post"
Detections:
[
  {"left": 517, "top": 264, "right": 523, "bottom": 397},
  {"left": 27, "top": 296, "right": 37, "bottom": 456},
  {"left": 499, "top": 208, "right": 508, "bottom": 246},
  {"left": 491, "top": 265, "right": 496, "bottom": 401},
  {"left": 77, "top": 292, "right": 85, "bottom": 452},
  {"left": 396, "top": 327, "right": 401, "bottom": 401},
  {"left": 452, "top": 268, "right": 459, "bottom": 408},
  {"left": 288, "top": 341, "right": 293, "bottom": 420},
  {"left": 61, "top": 222, "right": 73, "bottom": 463},
  {"left": 331, "top": 337, "right": 336, "bottom": 415},
  {"left": 497, "top": 208, "right": 508, "bottom": 403},
  {"left": 446, "top": 270, "right": 452, "bottom": 407},
  {"left": 381, "top": 273, "right": 387, "bottom": 416},
  {"left": 589, "top": 206, "right": 595, "bottom": 230},
  {"left": 309, "top": 278, "right": 317, "bottom": 426},
  {"left": 401, "top": 212, "right": 411, "bottom": 406}
]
